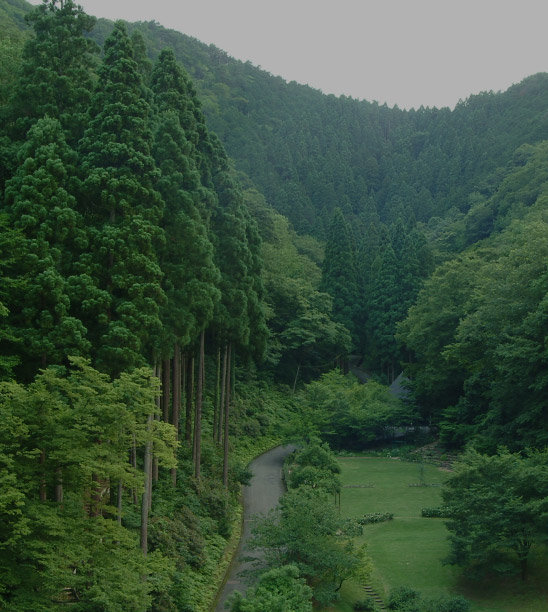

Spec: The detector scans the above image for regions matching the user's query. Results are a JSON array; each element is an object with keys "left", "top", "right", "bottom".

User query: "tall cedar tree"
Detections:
[
  {"left": 2, "top": 118, "right": 90, "bottom": 377},
  {"left": 150, "top": 49, "right": 220, "bottom": 354},
  {"left": 78, "top": 21, "right": 165, "bottom": 376},
  {"left": 320, "top": 207, "right": 358, "bottom": 341},
  {"left": 367, "top": 245, "right": 400, "bottom": 380},
  {"left": 7, "top": 0, "right": 98, "bottom": 146},
  {"left": 208, "top": 132, "right": 268, "bottom": 360}
]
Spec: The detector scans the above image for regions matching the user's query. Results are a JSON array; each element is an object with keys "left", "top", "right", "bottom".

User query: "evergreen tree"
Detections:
[
  {"left": 320, "top": 207, "right": 358, "bottom": 341},
  {"left": 367, "top": 245, "right": 400, "bottom": 380},
  {"left": 2, "top": 117, "right": 89, "bottom": 377},
  {"left": 150, "top": 49, "right": 220, "bottom": 354},
  {"left": 7, "top": 0, "right": 98, "bottom": 145},
  {"left": 78, "top": 21, "right": 165, "bottom": 375}
]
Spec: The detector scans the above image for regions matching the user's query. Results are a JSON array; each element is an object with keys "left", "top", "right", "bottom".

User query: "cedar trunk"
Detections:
[
  {"left": 171, "top": 343, "right": 181, "bottom": 486},
  {"left": 223, "top": 343, "right": 231, "bottom": 489}
]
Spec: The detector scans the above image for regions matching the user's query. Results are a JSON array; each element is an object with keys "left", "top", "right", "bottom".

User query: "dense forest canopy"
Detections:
[{"left": 3, "top": 0, "right": 548, "bottom": 610}]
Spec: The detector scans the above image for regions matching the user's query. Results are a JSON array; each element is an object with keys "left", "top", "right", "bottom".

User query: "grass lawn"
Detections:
[{"left": 324, "top": 457, "right": 548, "bottom": 612}]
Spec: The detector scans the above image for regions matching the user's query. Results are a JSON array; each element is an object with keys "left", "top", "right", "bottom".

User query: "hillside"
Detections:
[{"left": 6, "top": 2, "right": 548, "bottom": 241}]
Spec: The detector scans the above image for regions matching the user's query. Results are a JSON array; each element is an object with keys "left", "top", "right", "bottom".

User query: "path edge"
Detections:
[{"left": 209, "top": 442, "right": 289, "bottom": 612}]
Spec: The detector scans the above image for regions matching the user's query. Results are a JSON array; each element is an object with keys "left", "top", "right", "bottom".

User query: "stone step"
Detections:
[{"left": 363, "top": 584, "right": 386, "bottom": 609}]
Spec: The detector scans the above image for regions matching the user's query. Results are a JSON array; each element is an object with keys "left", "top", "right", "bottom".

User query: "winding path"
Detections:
[{"left": 213, "top": 444, "right": 296, "bottom": 611}]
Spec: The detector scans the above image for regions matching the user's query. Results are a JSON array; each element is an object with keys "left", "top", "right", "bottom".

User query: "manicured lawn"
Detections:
[{"left": 324, "top": 457, "right": 548, "bottom": 612}]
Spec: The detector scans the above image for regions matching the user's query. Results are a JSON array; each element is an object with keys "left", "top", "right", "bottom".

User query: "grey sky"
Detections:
[{"left": 29, "top": 0, "right": 548, "bottom": 109}]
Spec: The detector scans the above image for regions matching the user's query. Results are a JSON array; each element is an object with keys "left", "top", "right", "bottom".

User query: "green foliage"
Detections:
[
  {"left": 0, "top": 358, "right": 177, "bottom": 610},
  {"left": 357, "top": 512, "right": 394, "bottom": 525},
  {"left": 388, "top": 586, "right": 421, "bottom": 610},
  {"left": 228, "top": 565, "right": 313, "bottom": 612},
  {"left": 259, "top": 211, "right": 351, "bottom": 383},
  {"left": 442, "top": 449, "right": 548, "bottom": 580},
  {"left": 247, "top": 485, "right": 371, "bottom": 606},
  {"left": 7, "top": 0, "right": 99, "bottom": 143},
  {"left": 420, "top": 507, "right": 451, "bottom": 518},
  {"left": 2, "top": 117, "right": 89, "bottom": 377},
  {"left": 78, "top": 20, "right": 166, "bottom": 374},
  {"left": 294, "top": 370, "right": 413, "bottom": 449},
  {"left": 388, "top": 587, "right": 470, "bottom": 612},
  {"left": 286, "top": 439, "right": 341, "bottom": 495},
  {"left": 400, "top": 197, "right": 548, "bottom": 449},
  {"left": 353, "top": 597, "right": 377, "bottom": 611},
  {"left": 150, "top": 48, "right": 221, "bottom": 352}
]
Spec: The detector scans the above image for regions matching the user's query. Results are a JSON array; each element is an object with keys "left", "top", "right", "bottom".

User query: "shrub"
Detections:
[
  {"left": 354, "top": 596, "right": 376, "bottom": 610},
  {"left": 357, "top": 512, "right": 394, "bottom": 525},
  {"left": 432, "top": 595, "right": 470, "bottom": 612},
  {"left": 420, "top": 506, "right": 452, "bottom": 518},
  {"left": 388, "top": 586, "right": 420, "bottom": 609}
]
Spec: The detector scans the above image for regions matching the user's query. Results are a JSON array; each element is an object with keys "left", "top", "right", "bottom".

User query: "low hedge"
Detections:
[
  {"left": 421, "top": 506, "right": 452, "bottom": 518},
  {"left": 357, "top": 512, "right": 394, "bottom": 525}
]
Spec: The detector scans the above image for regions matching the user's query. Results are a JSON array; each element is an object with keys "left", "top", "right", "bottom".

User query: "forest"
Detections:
[{"left": 1, "top": 0, "right": 548, "bottom": 610}]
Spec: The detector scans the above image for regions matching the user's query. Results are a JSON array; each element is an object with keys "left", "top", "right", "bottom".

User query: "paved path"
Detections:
[{"left": 214, "top": 444, "right": 296, "bottom": 611}]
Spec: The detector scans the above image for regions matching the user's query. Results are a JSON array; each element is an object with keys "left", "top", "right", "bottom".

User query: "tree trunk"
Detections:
[
  {"left": 152, "top": 364, "right": 161, "bottom": 485},
  {"left": 39, "top": 450, "right": 47, "bottom": 502},
  {"left": 162, "top": 357, "right": 171, "bottom": 423},
  {"left": 130, "top": 434, "right": 138, "bottom": 505},
  {"left": 218, "top": 344, "right": 228, "bottom": 444},
  {"left": 185, "top": 355, "right": 194, "bottom": 445},
  {"left": 117, "top": 478, "right": 123, "bottom": 525},
  {"left": 194, "top": 331, "right": 205, "bottom": 480},
  {"left": 54, "top": 467, "right": 63, "bottom": 505},
  {"left": 171, "top": 343, "right": 181, "bottom": 486},
  {"left": 213, "top": 344, "right": 221, "bottom": 441},
  {"left": 292, "top": 360, "right": 301, "bottom": 394},
  {"left": 223, "top": 343, "right": 232, "bottom": 489},
  {"left": 521, "top": 555, "right": 528, "bottom": 581},
  {"left": 140, "top": 413, "right": 153, "bottom": 555}
]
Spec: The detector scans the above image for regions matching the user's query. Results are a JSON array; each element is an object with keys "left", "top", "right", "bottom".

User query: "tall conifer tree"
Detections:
[
  {"left": 8, "top": 0, "right": 98, "bottom": 145},
  {"left": 78, "top": 21, "right": 165, "bottom": 375},
  {"left": 320, "top": 207, "right": 358, "bottom": 340},
  {"left": 3, "top": 118, "right": 89, "bottom": 376},
  {"left": 150, "top": 49, "right": 220, "bottom": 354}
]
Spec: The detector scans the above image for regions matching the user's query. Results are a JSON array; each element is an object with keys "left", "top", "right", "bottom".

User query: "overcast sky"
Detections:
[{"left": 29, "top": 0, "right": 548, "bottom": 109}]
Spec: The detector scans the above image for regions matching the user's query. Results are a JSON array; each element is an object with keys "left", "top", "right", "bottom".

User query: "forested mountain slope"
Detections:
[
  {"left": 6, "top": 1, "right": 548, "bottom": 242},
  {"left": 90, "top": 21, "right": 548, "bottom": 239},
  {"left": 106, "top": 22, "right": 548, "bottom": 240}
]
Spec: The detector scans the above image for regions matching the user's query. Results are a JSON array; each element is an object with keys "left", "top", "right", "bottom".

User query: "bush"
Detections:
[
  {"left": 432, "top": 595, "right": 470, "bottom": 612},
  {"left": 357, "top": 512, "right": 394, "bottom": 525},
  {"left": 354, "top": 596, "right": 376, "bottom": 610},
  {"left": 388, "top": 586, "right": 420, "bottom": 610},
  {"left": 387, "top": 587, "right": 470, "bottom": 612},
  {"left": 420, "top": 506, "right": 452, "bottom": 518}
]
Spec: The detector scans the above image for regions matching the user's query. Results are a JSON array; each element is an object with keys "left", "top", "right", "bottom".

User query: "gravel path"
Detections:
[{"left": 213, "top": 444, "right": 296, "bottom": 611}]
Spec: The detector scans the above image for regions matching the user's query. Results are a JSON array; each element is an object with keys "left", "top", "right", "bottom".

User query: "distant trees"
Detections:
[
  {"left": 320, "top": 207, "right": 359, "bottom": 340},
  {"left": 399, "top": 181, "right": 548, "bottom": 451},
  {"left": 295, "top": 370, "right": 412, "bottom": 449}
]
